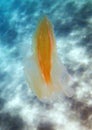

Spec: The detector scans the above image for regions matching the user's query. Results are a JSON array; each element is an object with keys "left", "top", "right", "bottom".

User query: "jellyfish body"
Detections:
[{"left": 24, "top": 16, "right": 74, "bottom": 100}]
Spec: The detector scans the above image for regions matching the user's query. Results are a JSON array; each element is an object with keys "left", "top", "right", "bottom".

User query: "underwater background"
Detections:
[{"left": 0, "top": 0, "right": 92, "bottom": 130}]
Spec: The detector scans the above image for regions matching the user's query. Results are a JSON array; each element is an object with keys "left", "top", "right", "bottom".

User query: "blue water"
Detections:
[{"left": 0, "top": 0, "right": 92, "bottom": 130}]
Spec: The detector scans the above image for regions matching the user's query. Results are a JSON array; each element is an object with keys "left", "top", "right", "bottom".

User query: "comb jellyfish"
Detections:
[{"left": 24, "top": 16, "right": 74, "bottom": 100}]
